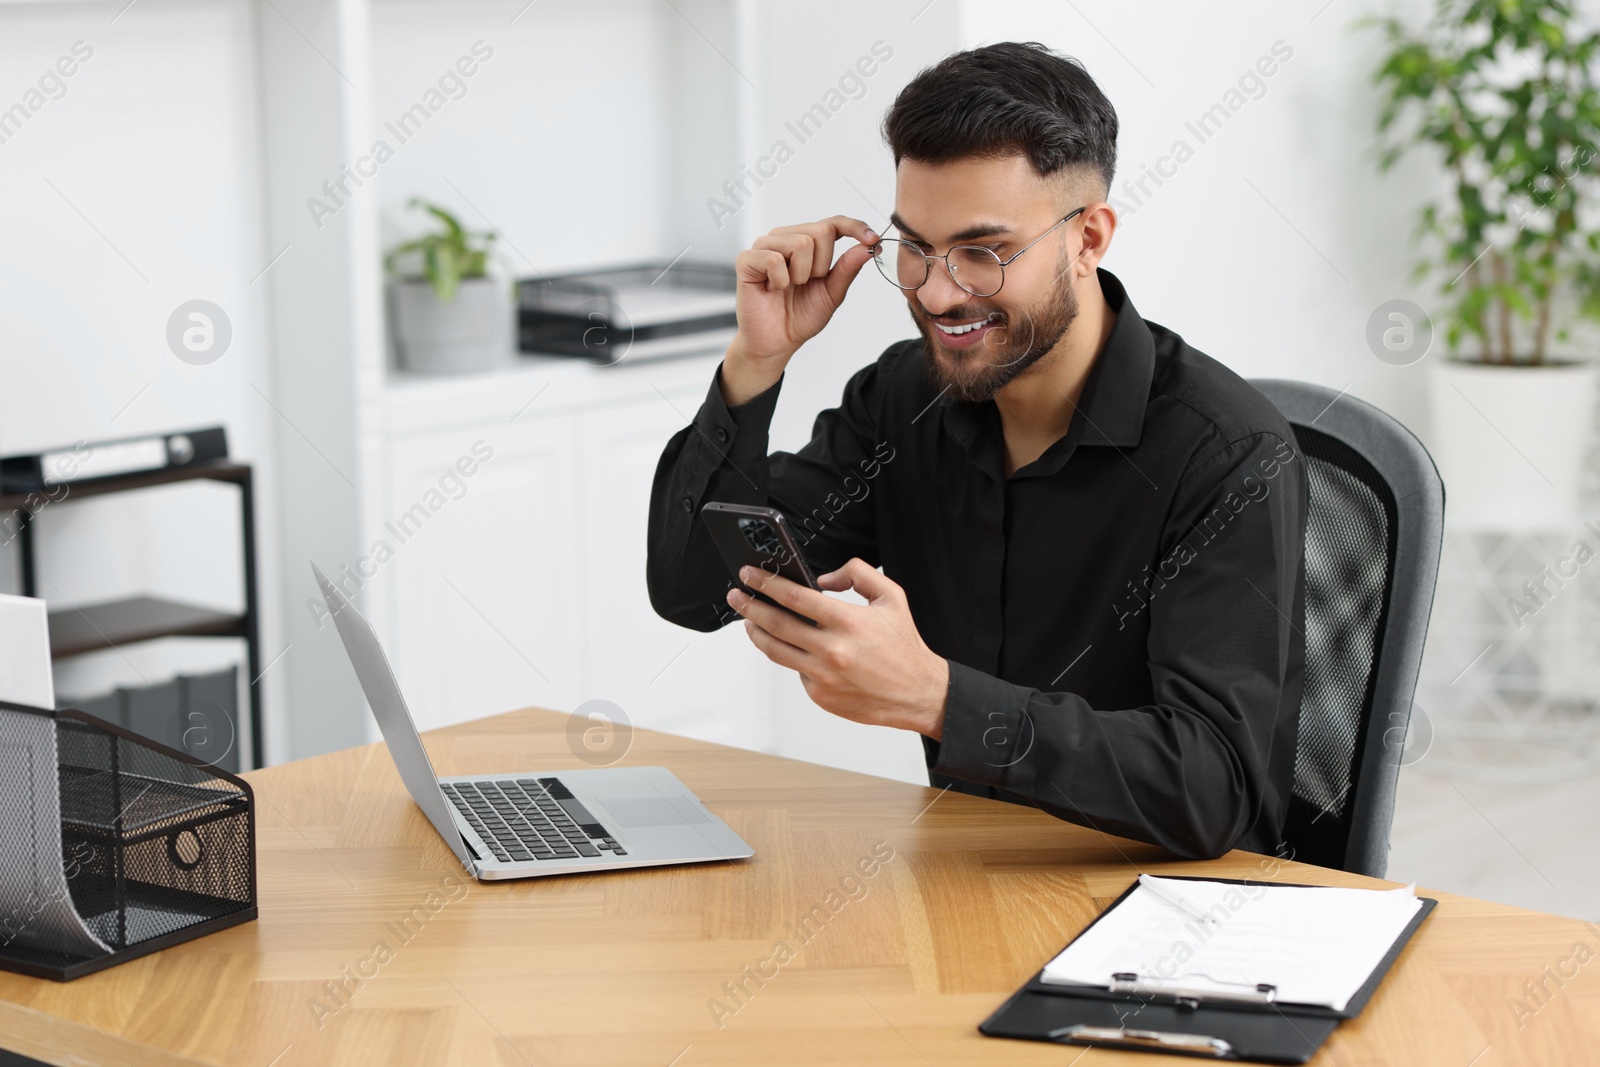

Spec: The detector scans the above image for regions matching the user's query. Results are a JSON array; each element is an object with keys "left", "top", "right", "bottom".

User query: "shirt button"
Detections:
[
  {"left": 680, "top": 496, "right": 694, "bottom": 513},
  {"left": 715, "top": 427, "right": 729, "bottom": 443}
]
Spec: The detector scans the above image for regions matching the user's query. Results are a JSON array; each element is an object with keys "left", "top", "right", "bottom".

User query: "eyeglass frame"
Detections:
[{"left": 870, "top": 205, "right": 1088, "bottom": 298}]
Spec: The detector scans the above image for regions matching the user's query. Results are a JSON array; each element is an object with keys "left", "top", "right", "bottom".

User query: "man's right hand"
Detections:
[{"left": 719, "top": 215, "right": 880, "bottom": 407}]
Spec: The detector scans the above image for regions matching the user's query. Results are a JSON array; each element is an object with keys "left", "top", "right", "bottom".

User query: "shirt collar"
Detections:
[{"left": 938, "top": 266, "right": 1155, "bottom": 469}]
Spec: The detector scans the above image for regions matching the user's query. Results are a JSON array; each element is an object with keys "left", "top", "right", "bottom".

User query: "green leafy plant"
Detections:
[
  {"left": 1366, "top": 0, "right": 1600, "bottom": 364},
  {"left": 384, "top": 198, "right": 497, "bottom": 303}
]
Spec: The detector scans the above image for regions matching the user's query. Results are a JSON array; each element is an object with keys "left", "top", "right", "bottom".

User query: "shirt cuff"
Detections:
[
  {"left": 692, "top": 364, "right": 783, "bottom": 466},
  {"left": 930, "top": 659, "right": 1032, "bottom": 787}
]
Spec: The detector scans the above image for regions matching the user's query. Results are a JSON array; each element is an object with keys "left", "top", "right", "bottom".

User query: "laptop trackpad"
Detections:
[{"left": 601, "top": 796, "right": 710, "bottom": 828}]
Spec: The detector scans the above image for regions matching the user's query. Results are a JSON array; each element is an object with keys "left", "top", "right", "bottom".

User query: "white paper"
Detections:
[
  {"left": 0, "top": 593, "right": 54, "bottom": 709},
  {"left": 43, "top": 438, "right": 164, "bottom": 485},
  {"left": 1042, "top": 876, "right": 1422, "bottom": 1011},
  {"left": 0, "top": 595, "right": 112, "bottom": 957}
]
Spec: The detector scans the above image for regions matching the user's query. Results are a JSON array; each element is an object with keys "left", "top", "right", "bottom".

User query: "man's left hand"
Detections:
[{"left": 726, "top": 558, "right": 948, "bottom": 740}]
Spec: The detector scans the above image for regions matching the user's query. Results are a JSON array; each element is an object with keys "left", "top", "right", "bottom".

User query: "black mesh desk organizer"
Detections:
[{"left": 0, "top": 699, "right": 256, "bottom": 980}]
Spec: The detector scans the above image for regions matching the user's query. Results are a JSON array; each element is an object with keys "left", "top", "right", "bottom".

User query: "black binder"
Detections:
[{"left": 979, "top": 876, "right": 1437, "bottom": 1064}]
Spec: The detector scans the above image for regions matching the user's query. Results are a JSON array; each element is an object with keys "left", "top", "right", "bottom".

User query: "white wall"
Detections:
[
  {"left": 0, "top": 0, "right": 285, "bottom": 767},
  {"left": 367, "top": 0, "right": 680, "bottom": 282}
]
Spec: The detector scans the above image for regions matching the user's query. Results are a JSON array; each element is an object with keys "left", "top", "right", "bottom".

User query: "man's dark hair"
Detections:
[{"left": 882, "top": 41, "right": 1118, "bottom": 194}]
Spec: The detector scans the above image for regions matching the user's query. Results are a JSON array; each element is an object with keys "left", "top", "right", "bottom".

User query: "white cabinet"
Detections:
[
  {"left": 576, "top": 380, "right": 778, "bottom": 752},
  {"left": 384, "top": 411, "right": 584, "bottom": 733}
]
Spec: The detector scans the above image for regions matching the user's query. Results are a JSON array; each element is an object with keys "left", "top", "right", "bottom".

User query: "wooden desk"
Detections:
[{"left": 0, "top": 708, "right": 1595, "bottom": 1065}]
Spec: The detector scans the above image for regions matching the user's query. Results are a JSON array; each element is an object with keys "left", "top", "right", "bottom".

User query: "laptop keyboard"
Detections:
[{"left": 442, "top": 777, "right": 627, "bottom": 864}]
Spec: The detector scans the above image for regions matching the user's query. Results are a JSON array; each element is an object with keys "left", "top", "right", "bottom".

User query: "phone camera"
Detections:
[{"left": 737, "top": 518, "right": 782, "bottom": 558}]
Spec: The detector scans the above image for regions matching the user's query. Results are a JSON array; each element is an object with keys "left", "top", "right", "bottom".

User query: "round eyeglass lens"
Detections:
[{"left": 871, "top": 239, "right": 1006, "bottom": 297}]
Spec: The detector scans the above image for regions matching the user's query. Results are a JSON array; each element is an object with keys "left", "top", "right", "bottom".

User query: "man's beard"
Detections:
[{"left": 911, "top": 270, "right": 1080, "bottom": 404}]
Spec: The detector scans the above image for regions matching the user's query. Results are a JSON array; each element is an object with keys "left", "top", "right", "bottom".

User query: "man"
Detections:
[{"left": 646, "top": 41, "right": 1306, "bottom": 860}]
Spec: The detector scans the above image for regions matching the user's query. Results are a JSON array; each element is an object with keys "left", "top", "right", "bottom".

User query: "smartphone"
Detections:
[{"left": 700, "top": 502, "right": 821, "bottom": 626}]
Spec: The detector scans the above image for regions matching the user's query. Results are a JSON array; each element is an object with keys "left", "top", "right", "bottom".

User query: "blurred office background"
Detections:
[{"left": 2, "top": 0, "right": 1596, "bottom": 921}]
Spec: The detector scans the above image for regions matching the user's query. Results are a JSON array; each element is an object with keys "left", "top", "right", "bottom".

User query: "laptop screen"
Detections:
[{"left": 312, "top": 563, "right": 475, "bottom": 869}]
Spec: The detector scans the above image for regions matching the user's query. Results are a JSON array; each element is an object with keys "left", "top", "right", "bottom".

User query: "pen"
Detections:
[
  {"left": 1138, "top": 874, "right": 1220, "bottom": 928},
  {"left": 1048, "top": 1024, "right": 1234, "bottom": 1057}
]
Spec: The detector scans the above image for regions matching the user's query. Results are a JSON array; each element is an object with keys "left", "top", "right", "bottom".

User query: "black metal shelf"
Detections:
[
  {"left": 0, "top": 460, "right": 254, "bottom": 508},
  {"left": 3, "top": 459, "right": 264, "bottom": 769},
  {"left": 48, "top": 595, "right": 245, "bottom": 658}
]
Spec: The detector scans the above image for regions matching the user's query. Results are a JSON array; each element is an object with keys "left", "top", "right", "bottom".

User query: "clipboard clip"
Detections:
[
  {"left": 1110, "top": 970, "right": 1278, "bottom": 1010},
  {"left": 1048, "top": 1023, "right": 1233, "bottom": 1057}
]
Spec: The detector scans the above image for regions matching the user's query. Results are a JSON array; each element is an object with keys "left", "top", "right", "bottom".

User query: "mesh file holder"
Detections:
[{"left": 0, "top": 699, "right": 256, "bottom": 980}]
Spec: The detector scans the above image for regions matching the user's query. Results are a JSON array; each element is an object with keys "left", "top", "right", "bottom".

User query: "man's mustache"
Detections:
[{"left": 919, "top": 306, "right": 1004, "bottom": 328}]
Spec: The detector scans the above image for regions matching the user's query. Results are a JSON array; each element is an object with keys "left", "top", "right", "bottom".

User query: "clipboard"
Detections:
[{"left": 979, "top": 876, "right": 1438, "bottom": 1064}]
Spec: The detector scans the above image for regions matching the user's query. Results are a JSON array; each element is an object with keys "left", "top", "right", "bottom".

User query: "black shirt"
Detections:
[{"left": 646, "top": 267, "right": 1307, "bottom": 859}]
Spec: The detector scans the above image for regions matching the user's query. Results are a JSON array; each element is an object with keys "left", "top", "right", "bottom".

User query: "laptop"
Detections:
[{"left": 312, "top": 563, "right": 754, "bottom": 880}]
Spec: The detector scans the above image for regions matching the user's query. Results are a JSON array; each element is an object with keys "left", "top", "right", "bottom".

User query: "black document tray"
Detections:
[{"left": 979, "top": 876, "right": 1438, "bottom": 1064}]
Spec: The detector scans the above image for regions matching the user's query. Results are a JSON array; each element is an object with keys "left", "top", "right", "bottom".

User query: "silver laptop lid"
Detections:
[{"left": 312, "top": 562, "right": 474, "bottom": 869}]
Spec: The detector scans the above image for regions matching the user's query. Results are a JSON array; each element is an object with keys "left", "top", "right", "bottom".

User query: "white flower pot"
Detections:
[
  {"left": 391, "top": 277, "right": 506, "bottom": 374},
  {"left": 1425, "top": 360, "right": 1598, "bottom": 530}
]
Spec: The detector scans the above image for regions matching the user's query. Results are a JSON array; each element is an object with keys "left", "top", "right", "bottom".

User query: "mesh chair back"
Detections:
[
  {"left": 1250, "top": 381, "right": 1444, "bottom": 877},
  {"left": 1285, "top": 428, "right": 1397, "bottom": 868}
]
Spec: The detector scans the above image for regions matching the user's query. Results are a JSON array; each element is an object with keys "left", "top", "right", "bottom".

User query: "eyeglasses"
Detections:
[{"left": 871, "top": 206, "right": 1087, "bottom": 299}]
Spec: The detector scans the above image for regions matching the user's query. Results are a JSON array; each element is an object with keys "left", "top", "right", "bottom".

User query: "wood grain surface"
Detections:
[{"left": 0, "top": 707, "right": 1595, "bottom": 1066}]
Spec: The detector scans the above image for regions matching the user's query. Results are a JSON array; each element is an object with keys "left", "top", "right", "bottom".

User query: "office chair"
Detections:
[{"left": 1249, "top": 379, "right": 1445, "bottom": 878}]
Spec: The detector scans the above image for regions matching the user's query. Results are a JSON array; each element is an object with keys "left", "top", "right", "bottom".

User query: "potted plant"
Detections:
[
  {"left": 1368, "top": 0, "right": 1600, "bottom": 527},
  {"left": 385, "top": 198, "right": 509, "bottom": 374}
]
